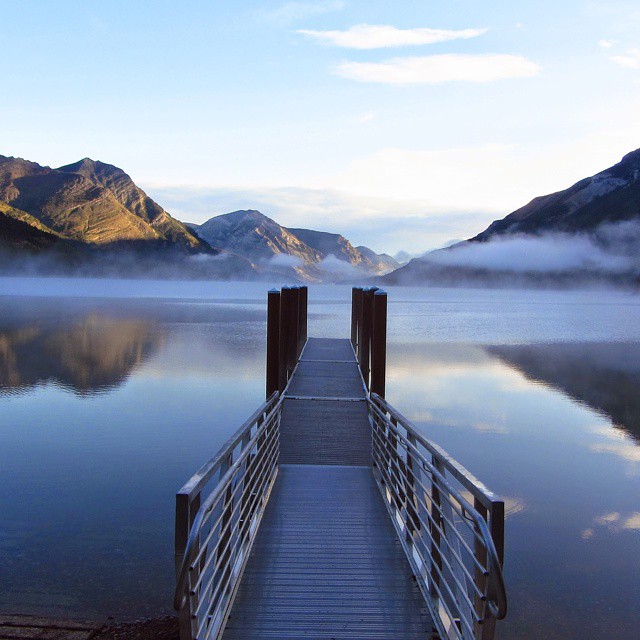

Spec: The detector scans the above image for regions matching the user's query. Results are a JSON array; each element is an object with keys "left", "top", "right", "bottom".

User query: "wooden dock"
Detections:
[
  {"left": 174, "top": 286, "right": 507, "bottom": 640},
  {"left": 223, "top": 338, "right": 434, "bottom": 639}
]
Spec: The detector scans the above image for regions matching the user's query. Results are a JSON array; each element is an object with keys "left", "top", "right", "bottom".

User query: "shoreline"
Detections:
[{"left": 0, "top": 614, "right": 179, "bottom": 640}]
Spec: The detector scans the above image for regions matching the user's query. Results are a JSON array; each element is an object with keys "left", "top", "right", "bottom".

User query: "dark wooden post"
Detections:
[
  {"left": 351, "top": 286, "right": 361, "bottom": 349},
  {"left": 474, "top": 499, "right": 490, "bottom": 639},
  {"left": 301, "top": 285, "right": 308, "bottom": 349},
  {"left": 287, "top": 286, "right": 300, "bottom": 376},
  {"left": 278, "top": 286, "right": 291, "bottom": 391},
  {"left": 297, "top": 285, "right": 307, "bottom": 356},
  {"left": 353, "top": 287, "right": 364, "bottom": 356},
  {"left": 360, "top": 287, "right": 377, "bottom": 388},
  {"left": 266, "top": 288, "right": 280, "bottom": 398},
  {"left": 175, "top": 490, "right": 201, "bottom": 640},
  {"left": 371, "top": 289, "right": 387, "bottom": 398}
]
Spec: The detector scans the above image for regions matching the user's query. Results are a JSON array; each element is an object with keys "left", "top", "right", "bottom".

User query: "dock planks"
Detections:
[{"left": 222, "top": 338, "right": 434, "bottom": 639}]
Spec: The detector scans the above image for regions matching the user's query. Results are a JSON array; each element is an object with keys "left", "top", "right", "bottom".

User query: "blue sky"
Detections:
[{"left": 2, "top": 0, "right": 640, "bottom": 253}]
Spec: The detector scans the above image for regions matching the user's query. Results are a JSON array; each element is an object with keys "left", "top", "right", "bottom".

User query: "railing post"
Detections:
[
  {"left": 371, "top": 289, "right": 387, "bottom": 398},
  {"left": 175, "top": 491, "right": 200, "bottom": 640},
  {"left": 474, "top": 499, "right": 492, "bottom": 640},
  {"left": 490, "top": 501, "right": 505, "bottom": 568},
  {"left": 278, "top": 287, "right": 291, "bottom": 391},
  {"left": 474, "top": 499, "right": 504, "bottom": 639},
  {"left": 266, "top": 289, "right": 281, "bottom": 398}
]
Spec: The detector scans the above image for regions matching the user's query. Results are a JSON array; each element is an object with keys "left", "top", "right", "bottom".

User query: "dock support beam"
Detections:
[
  {"left": 298, "top": 285, "right": 307, "bottom": 355},
  {"left": 359, "top": 287, "right": 377, "bottom": 389},
  {"left": 371, "top": 290, "right": 387, "bottom": 398},
  {"left": 278, "top": 286, "right": 292, "bottom": 391},
  {"left": 269, "top": 285, "right": 308, "bottom": 393},
  {"left": 287, "top": 286, "right": 300, "bottom": 377},
  {"left": 351, "top": 286, "right": 362, "bottom": 350},
  {"left": 266, "top": 288, "right": 281, "bottom": 398}
]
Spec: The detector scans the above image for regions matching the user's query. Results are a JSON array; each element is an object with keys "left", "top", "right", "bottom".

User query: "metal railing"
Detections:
[
  {"left": 369, "top": 393, "right": 507, "bottom": 640},
  {"left": 173, "top": 392, "right": 283, "bottom": 640}
]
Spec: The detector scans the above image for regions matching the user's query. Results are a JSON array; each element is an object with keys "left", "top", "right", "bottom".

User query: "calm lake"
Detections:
[{"left": 1, "top": 278, "right": 639, "bottom": 639}]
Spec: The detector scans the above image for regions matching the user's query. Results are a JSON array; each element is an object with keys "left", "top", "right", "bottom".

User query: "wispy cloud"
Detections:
[
  {"left": 610, "top": 48, "right": 640, "bottom": 69},
  {"left": 584, "top": 511, "right": 640, "bottom": 539},
  {"left": 298, "top": 24, "right": 487, "bottom": 49},
  {"left": 254, "top": 0, "right": 344, "bottom": 26},
  {"left": 590, "top": 440, "right": 640, "bottom": 462},
  {"left": 144, "top": 184, "right": 491, "bottom": 254},
  {"left": 355, "top": 111, "right": 376, "bottom": 123},
  {"left": 334, "top": 53, "right": 540, "bottom": 84},
  {"left": 598, "top": 38, "right": 615, "bottom": 49}
]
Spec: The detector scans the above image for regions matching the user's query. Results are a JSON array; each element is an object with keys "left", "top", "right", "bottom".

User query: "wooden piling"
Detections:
[
  {"left": 353, "top": 287, "right": 364, "bottom": 356},
  {"left": 278, "top": 286, "right": 291, "bottom": 391},
  {"left": 360, "top": 287, "right": 378, "bottom": 389},
  {"left": 351, "top": 287, "right": 361, "bottom": 349},
  {"left": 287, "top": 286, "right": 300, "bottom": 376},
  {"left": 298, "top": 285, "right": 307, "bottom": 356},
  {"left": 266, "top": 288, "right": 281, "bottom": 398},
  {"left": 371, "top": 289, "right": 387, "bottom": 398}
]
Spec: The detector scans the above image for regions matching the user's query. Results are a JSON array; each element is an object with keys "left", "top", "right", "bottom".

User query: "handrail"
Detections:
[
  {"left": 368, "top": 393, "right": 507, "bottom": 640},
  {"left": 173, "top": 392, "right": 284, "bottom": 640},
  {"left": 370, "top": 393, "right": 501, "bottom": 510},
  {"left": 178, "top": 392, "right": 280, "bottom": 500}
]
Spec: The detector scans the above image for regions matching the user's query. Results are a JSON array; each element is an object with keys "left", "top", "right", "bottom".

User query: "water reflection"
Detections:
[
  {"left": 0, "top": 315, "right": 162, "bottom": 394},
  {"left": 0, "top": 296, "right": 267, "bottom": 620},
  {"left": 487, "top": 343, "right": 640, "bottom": 442},
  {"left": 1, "top": 286, "right": 640, "bottom": 639},
  {"left": 386, "top": 341, "right": 640, "bottom": 640}
]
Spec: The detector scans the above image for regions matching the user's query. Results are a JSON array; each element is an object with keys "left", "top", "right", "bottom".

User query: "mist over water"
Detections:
[{"left": 0, "top": 279, "right": 639, "bottom": 640}]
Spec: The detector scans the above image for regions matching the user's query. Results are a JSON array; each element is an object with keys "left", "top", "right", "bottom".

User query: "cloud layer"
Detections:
[
  {"left": 255, "top": 0, "right": 344, "bottom": 26},
  {"left": 334, "top": 53, "right": 541, "bottom": 84},
  {"left": 298, "top": 24, "right": 487, "bottom": 49},
  {"left": 610, "top": 48, "right": 640, "bottom": 69},
  {"left": 421, "top": 221, "right": 640, "bottom": 275}
]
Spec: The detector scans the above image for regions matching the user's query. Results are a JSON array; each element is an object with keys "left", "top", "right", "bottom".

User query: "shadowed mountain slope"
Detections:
[
  {"left": 196, "top": 210, "right": 322, "bottom": 265},
  {"left": 192, "top": 209, "right": 397, "bottom": 280},
  {"left": 472, "top": 148, "right": 640, "bottom": 241},
  {"left": 381, "top": 148, "right": 640, "bottom": 287}
]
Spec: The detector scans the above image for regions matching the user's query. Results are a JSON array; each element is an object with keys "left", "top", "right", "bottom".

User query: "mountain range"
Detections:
[
  {"left": 0, "top": 154, "right": 394, "bottom": 281},
  {"left": 2, "top": 148, "right": 640, "bottom": 286},
  {"left": 189, "top": 210, "right": 398, "bottom": 281},
  {"left": 383, "top": 148, "right": 640, "bottom": 287}
]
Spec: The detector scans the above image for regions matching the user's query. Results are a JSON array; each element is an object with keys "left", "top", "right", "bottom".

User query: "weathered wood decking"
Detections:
[{"left": 222, "top": 338, "right": 434, "bottom": 639}]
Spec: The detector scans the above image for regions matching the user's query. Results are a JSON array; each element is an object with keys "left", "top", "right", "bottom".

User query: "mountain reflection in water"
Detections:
[
  {"left": 0, "top": 315, "right": 162, "bottom": 394},
  {"left": 486, "top": 342, "right": 640, "bottom": 443}
]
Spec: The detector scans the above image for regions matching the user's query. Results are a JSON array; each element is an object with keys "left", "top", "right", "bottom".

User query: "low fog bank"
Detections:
[
  {"left": 0, "top": 245, "right": 269, "bottom": 283},
  {"left": 383, "top": 221, "right": 640, "bottom": 290},
  {"left": 0, "top": 245, "right": 380, "bottom": 285}
]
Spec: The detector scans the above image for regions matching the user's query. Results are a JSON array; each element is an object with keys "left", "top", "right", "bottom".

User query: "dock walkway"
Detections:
[
  {"left": 174, "top": 287, "right": 507, "bottom": 640},
  {"left": 222, "top": 338, "right": 434, "bottom": 639}
]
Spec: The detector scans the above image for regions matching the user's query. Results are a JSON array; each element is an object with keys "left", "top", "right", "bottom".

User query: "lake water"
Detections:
[{"left": 0, "top": 278, "right": 639, "bottom": 639}]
